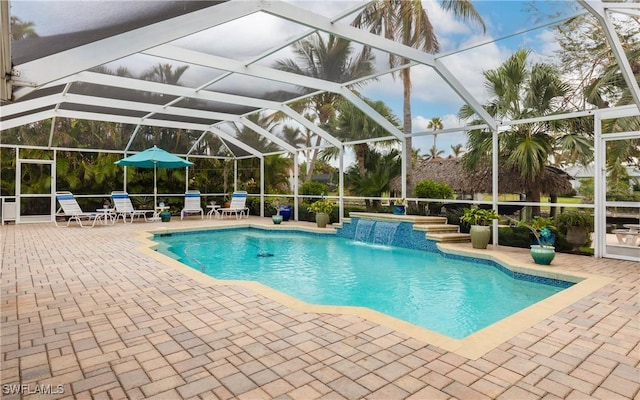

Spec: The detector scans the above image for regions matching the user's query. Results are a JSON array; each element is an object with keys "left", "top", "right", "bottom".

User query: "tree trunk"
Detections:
[
  {"left": 355, "top": 144, "right": 367, "bottom": 178},
  {"left": 401, "top": 67, "right": 413, "bottom": 197},
  {"left": 528, "top": 190, "right": 542, "bottom": 217},
  {"left": 305, "top": 134, "right": 323, "bottom": 182},
  {"left": 549, "top": 194, "right": 558, "bottom": 218}
]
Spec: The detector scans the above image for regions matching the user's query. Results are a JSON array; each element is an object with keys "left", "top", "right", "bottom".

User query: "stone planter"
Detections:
[
  {"left": 469, "top": 225, "right": 491, "bottom": 249},
  {"left": 565, "top": 226, "right": 588, "bottom": 250},
  {"left": 315, "top": 212, "right": 330, "bottom": 228}
]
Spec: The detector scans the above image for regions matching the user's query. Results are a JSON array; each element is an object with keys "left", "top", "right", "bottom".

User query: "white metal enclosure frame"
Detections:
[{"left": 1, "top": 1, "right": 639, "bottom": 260}]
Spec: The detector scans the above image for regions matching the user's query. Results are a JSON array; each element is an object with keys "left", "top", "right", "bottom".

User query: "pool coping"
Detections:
[{"left": 135, "top": 224, "right": 613, "bottom": 360}]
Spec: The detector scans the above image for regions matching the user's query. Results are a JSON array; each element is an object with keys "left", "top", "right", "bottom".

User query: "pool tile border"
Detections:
[{"left": 136, "top": 224, "right": 613, "bottom": 360}]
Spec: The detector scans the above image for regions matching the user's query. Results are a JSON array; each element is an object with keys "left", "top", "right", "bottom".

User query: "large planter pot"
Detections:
[
  {"left": 530, "top": 245, "right": 555, "bottom": 265},
  {"left": 279, "top": 206, "right": 292, "bottom": 221},
  {"left": 315, "top": 212, "right": 330, "bottom": 228},
  {"left": 160, "top": 211, "right": 171, "bottom": 222},
  {"left": 393, "top": 205, "right": 406, "bottom": 215},
  {"left": 469, "top": 225, "right": 491, "bottom": 249},
  {"left": 272, "top": 215, "right": 283, "bottom": 224},
  {"left": 565, "top": 226, "right": 588, "bottom": 250}
]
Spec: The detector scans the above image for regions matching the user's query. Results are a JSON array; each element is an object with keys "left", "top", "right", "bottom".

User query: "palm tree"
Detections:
[
  {"left": 273, "top": 33, "right": 376, "bottom": 181},
  {"left": 140, "top": 63, "right": 189, "bottom": 85},
  {"left": 352, "top": 0, "right": 485, "bottom": 195},
  {"left": 426, "top": 145, "right": 444, "bottom": 160},
  {"left": 10, "top": 16, "right": 38, "bottom": 40},
  {"left": 322, "top": 97, "right": 400, "bottom": 179},
  {"left": 459, "top": 49, "right": 575, "bottom": 216},
  {"left": 264, "top": 155, "right": 292, "bottom": 194},
  {"left": 450, "top": 144, "right": 465, "bottom": 158},
  {"left": 231, "top": 113, "right": 279, "bottom": 154},
  {"left": 138, "top": 63, "right": 193, "bottom": 151},
  {"left": 345, "top": 149, "right": 402, "bottom": 211},
  {"left": 426, "top": 116, "right": 444, "bottom": 151}
]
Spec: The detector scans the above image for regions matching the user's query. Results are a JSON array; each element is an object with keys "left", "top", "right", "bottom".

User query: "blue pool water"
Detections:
[{"left": 154, "top": 228, "right": 571, "bottom": 339}]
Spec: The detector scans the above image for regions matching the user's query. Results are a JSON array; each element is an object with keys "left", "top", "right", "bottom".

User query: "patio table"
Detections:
[
  {"left": 151, "top": 206, "right": 169, "bottom": 222},
  {"left": 206, "top": 204, "right": 221, "bottom": 219},
  {"left": 95, "top": 208, "right": 115, "bottom": 225},
  {"left": 614, "top": 224, "right": 640, "bottom": 246}
]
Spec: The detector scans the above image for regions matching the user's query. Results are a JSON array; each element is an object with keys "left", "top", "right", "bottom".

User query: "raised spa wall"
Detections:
[{"left": 336, "top": 212, "right": 444, "bottom": 252}]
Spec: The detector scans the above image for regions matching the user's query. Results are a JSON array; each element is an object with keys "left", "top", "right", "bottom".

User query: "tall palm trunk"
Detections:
[
  {"left": 527, "top": 190, "right": 541, "bottom": 217},
  {"left": 305, "top": 135, "right": 323, "bottom": 182},
  {"left": 401, "top": 67, "right": 413, "bottom": 197}
]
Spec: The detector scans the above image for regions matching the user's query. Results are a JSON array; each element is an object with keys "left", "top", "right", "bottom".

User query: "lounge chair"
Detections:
[
  {"left": 54, "top": 191, "right": 99, "bottom": 228},
  {"left": 219, "top": 191, "right": 250, "bottom": 220},
  {"left": 181, "top": 190, "right": 204, "bottom": 220},
  {"left": 111, "top": 191, "right": 154, "bottom": 223}
]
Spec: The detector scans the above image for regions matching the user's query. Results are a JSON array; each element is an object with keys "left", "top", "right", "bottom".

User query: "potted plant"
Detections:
[
  {"left": 392, "top": 198, "right": 407, "bottom": 215},
  {"left": 102, "top": 198, "right": 111, "bottom": 209},
  {"left": 271, "top": 200, "right": 283, "bottom": 224},
  {"left": 277, "top": 199, "right": 292, "bottom": 221},
  {"left": 555, "top": 210, "right": 594, "bottom": 251},
  {"left": 307, "top": 199, "right": 335, "bottom": 228},
  {"left": 460, "top": 207, "right": 499, "bottom": 249},
  {"left": 512, "top": 216, "right": 556, "bottom": 265}
]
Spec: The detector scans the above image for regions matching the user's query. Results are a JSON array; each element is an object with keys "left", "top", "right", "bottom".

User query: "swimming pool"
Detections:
[{"left": 154, "top": 228, "right": 573, "bottom": 339}]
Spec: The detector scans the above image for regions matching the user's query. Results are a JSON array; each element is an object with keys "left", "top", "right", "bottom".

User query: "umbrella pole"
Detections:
[{"left": 154, "top": 163, "right": 158, "bottom": 208}]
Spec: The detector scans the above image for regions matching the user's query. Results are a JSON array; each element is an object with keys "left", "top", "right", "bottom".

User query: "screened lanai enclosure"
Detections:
[{"left": 1, "top": 0, "right": 639, "bottom": 261}]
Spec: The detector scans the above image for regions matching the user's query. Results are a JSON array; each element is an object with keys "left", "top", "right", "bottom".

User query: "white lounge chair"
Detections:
[
  {"left": 111, "top": 191, "right": 154, "bottom": 223},
  {"left": 219, "top": 191, "right": 250, "bottom": 220},
  {"left": 181, "top": 190, "right": 204, "bottom": 220},
  {"left": 54, "top": 191, "right": 99, "bottom": 228}
]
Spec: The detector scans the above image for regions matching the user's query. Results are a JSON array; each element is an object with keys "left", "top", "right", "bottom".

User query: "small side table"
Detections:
[
  {"left": 95, "top": 208, "right": 115, "bottom": 225},
  {"left": 152, "top": 206, "right": 169, "bottom": 222},
  {"left": 206, "top": 204, "right": 221, "bottom": 219}
]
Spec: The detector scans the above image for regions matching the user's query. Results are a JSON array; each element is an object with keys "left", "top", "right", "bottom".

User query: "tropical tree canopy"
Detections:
[
  {"left": 353, "top": 0, "right": 485, "bottom": 195},
  {"left": 272, "top": 33, "right": 376, "bottom": 181},
  {"left": 459, "top": 49, "right": 578, "bottom": 215}
]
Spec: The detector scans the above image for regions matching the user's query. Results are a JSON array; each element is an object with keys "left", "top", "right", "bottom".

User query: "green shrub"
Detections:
[
  {"left": 460, "top": 207, "right": 499, "bottom": 226},
  {"left": 300, "top": 181, "right": 328, "bottom": 196},
  {"left": 498, "top": 227, "right": 531, "bottom": 248},
  {"left": 446, "top": 208, "right": 470, "bottom": 233},
  {"left": 498, "top": 226, "right": 575, "bottom": 253},
  {"left": 414, "top": 180, "right": 454, "bottom": 215},
  {"left": 555, "top": 209, "right": 594, "bottom": 232}
]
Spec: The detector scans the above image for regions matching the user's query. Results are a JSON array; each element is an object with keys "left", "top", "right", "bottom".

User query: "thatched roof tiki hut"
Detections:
[{"left": 394, "top": 158, "right": 573, "bottom": 216}]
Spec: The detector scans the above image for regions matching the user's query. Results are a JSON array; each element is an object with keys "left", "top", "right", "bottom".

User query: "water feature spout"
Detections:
[
  {"left": 372, "top": 221, "right": 400, "bottom": 246},
  {"left": 354, "top": 219, "right": 375, "bottom": 242}
]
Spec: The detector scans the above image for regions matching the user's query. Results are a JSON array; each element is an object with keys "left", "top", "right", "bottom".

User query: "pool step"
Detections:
[
  {"left": 426, "top": 232, "right": 472, "bottom": 243},
  {"left": 413, "top": 223, "right": 460, "bottom": 233},
  {"left": 349, "top": 212, "right": 447, "bottom": 225}
]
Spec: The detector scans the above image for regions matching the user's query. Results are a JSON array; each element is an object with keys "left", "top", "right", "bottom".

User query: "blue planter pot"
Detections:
[
  {"left": 160, "top": 211, "right": 171, "bottom": 222},
  {"left": 392, "top": 205, "right": 406, "bottom": 215},
  {"left": 530, "top": 245, "right": 555, "bottom": 265},
  {"left": 279, "top": 206, "right": 292, "bottom": 221}
]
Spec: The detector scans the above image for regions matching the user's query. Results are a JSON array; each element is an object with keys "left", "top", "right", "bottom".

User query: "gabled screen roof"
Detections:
[{"left": 2, "top": 0, "right": 638, "bottom": 158}]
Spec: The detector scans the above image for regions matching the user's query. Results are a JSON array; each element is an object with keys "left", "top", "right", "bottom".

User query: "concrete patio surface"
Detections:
[{"left": 1, "top": 216, "right": 638, "bottom": 399}]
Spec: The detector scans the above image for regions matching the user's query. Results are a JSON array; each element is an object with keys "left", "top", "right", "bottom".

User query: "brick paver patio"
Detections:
[{"left": 1, "top": 217, "right": 638, "bottom": 399}]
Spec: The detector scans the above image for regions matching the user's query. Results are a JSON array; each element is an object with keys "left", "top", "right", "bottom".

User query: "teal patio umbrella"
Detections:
[{"left": 115, "top": 145, "right": 194, "bottom": 208}]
